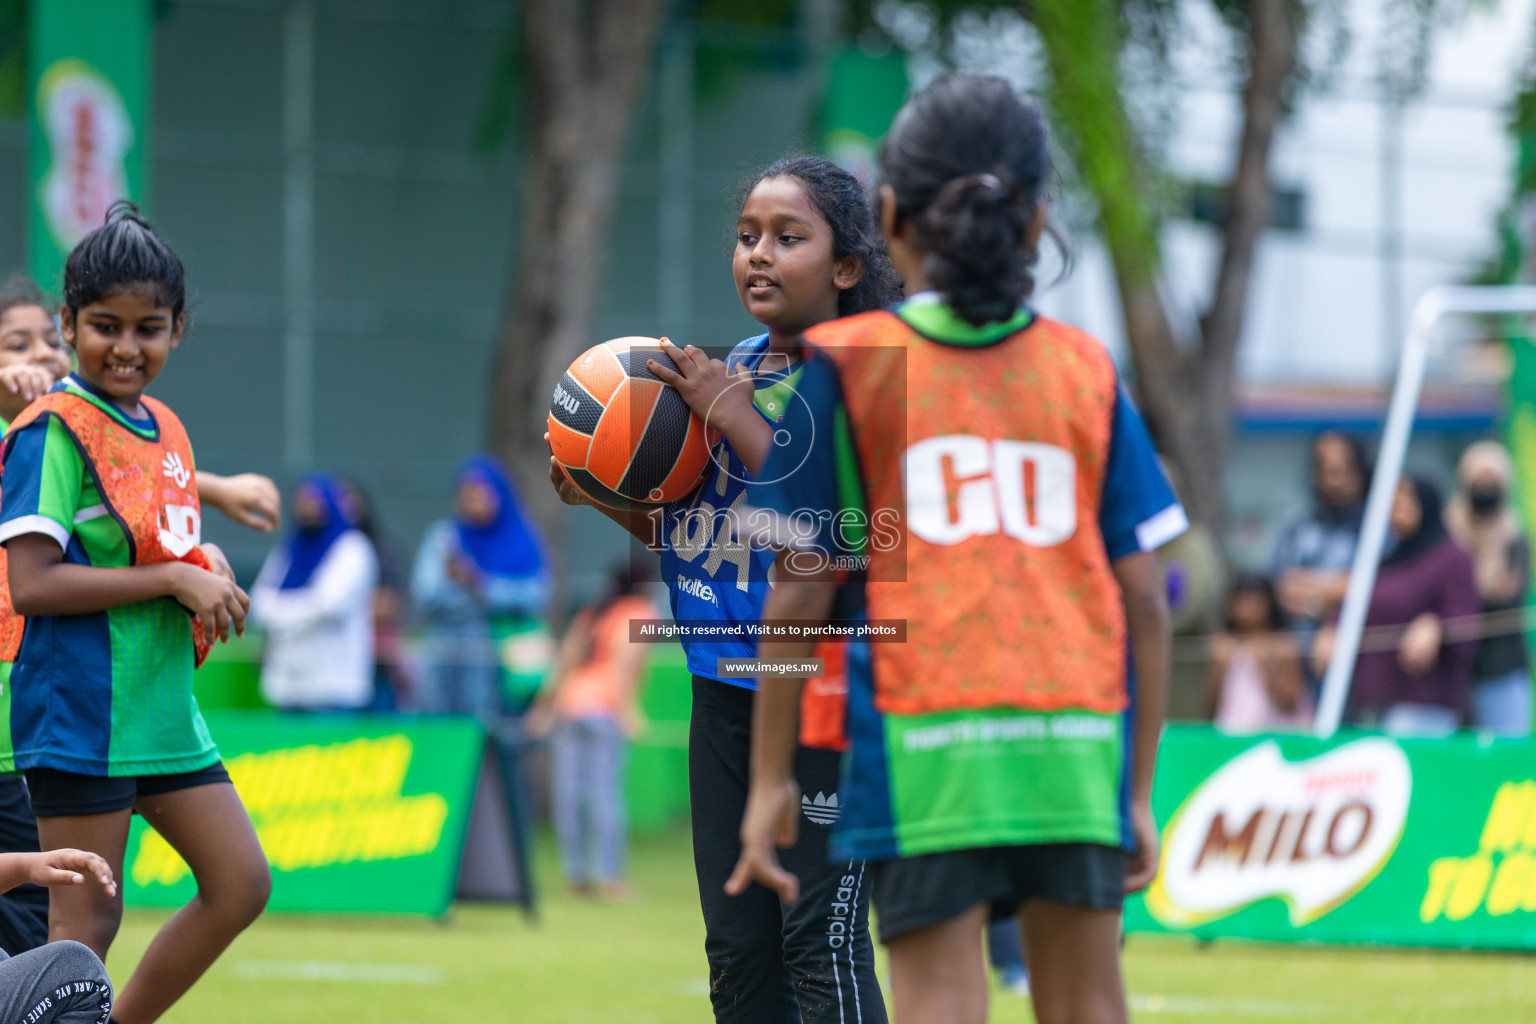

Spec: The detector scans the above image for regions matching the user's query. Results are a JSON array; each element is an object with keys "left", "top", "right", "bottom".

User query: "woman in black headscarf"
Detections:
[{"left": 1313, "top": 476, "right": 1480, "bottom": 734}]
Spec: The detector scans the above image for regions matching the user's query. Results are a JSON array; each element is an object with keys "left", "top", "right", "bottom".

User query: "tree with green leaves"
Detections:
[{"left": 854, "top": 0, "right": 1458, "bottom": 532}]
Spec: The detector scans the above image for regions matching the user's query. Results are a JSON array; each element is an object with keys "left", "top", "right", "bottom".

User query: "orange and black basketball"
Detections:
[{"left": 547, "top": 337, "right": 712, "bottom": 510}]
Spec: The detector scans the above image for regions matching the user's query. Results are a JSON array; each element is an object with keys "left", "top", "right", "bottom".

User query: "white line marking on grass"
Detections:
[
  {"left": 233, "top": 959, "right": 446, "bottom": 985},
  {"left": 1130, "top": 994, "right": 1325, "bottom": 1017}
]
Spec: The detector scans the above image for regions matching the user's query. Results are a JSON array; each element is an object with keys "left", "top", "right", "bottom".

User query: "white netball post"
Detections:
[{"left": 1315, "top": 285, "right": 1536, "bottom": 738}]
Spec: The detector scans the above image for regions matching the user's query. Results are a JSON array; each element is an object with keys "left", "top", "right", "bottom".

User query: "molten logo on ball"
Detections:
[{"left": 1146, "top": 738, "right": 1411, "bottom": 927}]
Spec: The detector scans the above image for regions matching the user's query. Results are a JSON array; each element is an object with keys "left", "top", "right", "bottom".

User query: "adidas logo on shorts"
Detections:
[{"left": 803, "top": 792, "right": 840, "bottom": 826}]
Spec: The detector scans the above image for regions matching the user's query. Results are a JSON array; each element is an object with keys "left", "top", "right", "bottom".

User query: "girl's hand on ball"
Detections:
[
  {"left": 201, "top": 542, "right": 238, "bottom": 584},
  {"left": 649, "top": 339, "right": 755, "bottom": 435},
  {"left": 544, "top": 433, "right": 592, "bottom": 506},
  {"left": 167, "top": 562, "right": 249, "bottom": 643}
]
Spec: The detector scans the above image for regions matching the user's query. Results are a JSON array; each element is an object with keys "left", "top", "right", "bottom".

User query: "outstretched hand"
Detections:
[
  {"left": 202, "top": 473, "right": 282, "bottom": 532},
  {"left": 724, "top": 777, "right": 803, "bottom": 903},
  {"left": 0, "top": 364, "right": 56, "bottom": 405},
  {"left": 27, "top": 849, "right": 117, "bottom": 897}
]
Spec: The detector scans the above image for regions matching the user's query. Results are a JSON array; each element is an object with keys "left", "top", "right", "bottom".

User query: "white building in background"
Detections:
[
  {"left": 1040, "top": 0, "right": 1529, "bottom": 384},
  {"left": 951, "top": 0, "right": 1536, "bottom": 564}
]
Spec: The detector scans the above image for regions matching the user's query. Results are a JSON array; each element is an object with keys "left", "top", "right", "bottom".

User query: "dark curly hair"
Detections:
[
  {"left": 63, "top": 199, "right": 186, "bottom": 318},
  {"left": 877, "top": 73, "right": 1053, "bottom": 327},
  {"left": 737, "top": 156, "right": 904, "bottom": 317}
]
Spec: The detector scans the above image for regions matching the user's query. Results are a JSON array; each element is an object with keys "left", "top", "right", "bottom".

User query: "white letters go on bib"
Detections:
[{"left": 903, "top": 435, "right": 1076, "bottom": 546}]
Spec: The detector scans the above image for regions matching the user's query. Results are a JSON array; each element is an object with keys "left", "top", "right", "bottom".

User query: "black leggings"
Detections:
[{"left": 689, "top": 676, "right": 886, "bottom": 1024}]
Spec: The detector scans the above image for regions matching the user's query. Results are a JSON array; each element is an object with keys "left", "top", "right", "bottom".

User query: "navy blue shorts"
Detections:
[
  {"left": 869, "top": 842, "right": 1127, "bottom": 943},
  {"left": 24, "top": 762, "right": 231, "bottom": 817}
]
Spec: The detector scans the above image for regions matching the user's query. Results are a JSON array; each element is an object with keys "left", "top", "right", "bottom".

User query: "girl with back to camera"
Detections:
[
  {"left": 731, "top": 74, "right": 1182, "bottom": 1024},
  {"left": 0, "top": 202, "right": 270, "bottom": 1023},
  {"left": 547, "top": 156, "right": 898, "bottom": 1023}
]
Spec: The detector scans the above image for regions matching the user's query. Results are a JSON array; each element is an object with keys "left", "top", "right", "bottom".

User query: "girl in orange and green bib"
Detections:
[
  {"left": 0, "top": 278, "right": 279, "bottom": 960},
  {"left": 0, "top": 203, "right": 270, "bottom": 1023},
  {"left": 731, "top": 75, "right": 1182, "bottom": 1024}
]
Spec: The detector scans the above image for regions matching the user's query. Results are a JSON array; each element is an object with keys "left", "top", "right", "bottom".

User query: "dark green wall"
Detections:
[{"left": 3, "top": 0, "right": 824, "bottom": 601}]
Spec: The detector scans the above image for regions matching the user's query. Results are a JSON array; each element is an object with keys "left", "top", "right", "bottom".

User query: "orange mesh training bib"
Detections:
[
  {"left": 1, "top": 391, "right": 212, "bottom": 665},
  {"left": 806, "top": 311, "right": 1127, "bottom": 716}
]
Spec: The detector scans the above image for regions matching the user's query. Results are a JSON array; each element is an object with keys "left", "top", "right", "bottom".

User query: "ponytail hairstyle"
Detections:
[
  {"left": 877, "top": 72, "right": 1053, "bottom": 327},
  {"left": 63, "top": 200, "right": 187, "bottom": 319},
  {"left": 738, "top": 156, "right": 905, "bottom": 317},
  {"left": 0, "top": 275, "right": 51, "bottom": 324}
]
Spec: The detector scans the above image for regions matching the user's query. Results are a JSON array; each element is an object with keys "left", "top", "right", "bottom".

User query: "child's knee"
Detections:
[
  {"left": 232, "top": 860, "right": 273, "bottom": 924},
  {"left": 48, "top": 939, "right": 109, "bottom": 981},
  {"left": 52, "top": 898, "right": 122, "bottom": 954},
  {"left": 204, "top": 858, "right": 272, "bottom": 929}
]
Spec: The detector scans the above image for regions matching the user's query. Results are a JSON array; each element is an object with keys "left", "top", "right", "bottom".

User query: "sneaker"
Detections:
[{"left": 998, "top": 964, "right": 1030, "bottom": 996}]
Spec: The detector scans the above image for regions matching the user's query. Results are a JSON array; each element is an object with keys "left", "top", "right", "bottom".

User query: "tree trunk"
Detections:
[
  {"left": 1035, "top": 0, "right": 1298, "bottom": 531},
  {"left": 489, "top": 0, "right": 667, "bottom": 558},
  {"left": 1185, "top": 0, "right": 1299, "bottom": 530}
]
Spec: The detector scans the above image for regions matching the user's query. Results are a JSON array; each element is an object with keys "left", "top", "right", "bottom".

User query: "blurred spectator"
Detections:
[
  {"left": 1206, "top": 574, "right": 1311, "bottom": 732},
  {"left": 1446, "top": 442, "right": 1533, "bottom": 737},
  {"left": 1314, "top": 476, "right": 1478, "bottom": 736},
  {"left": 1272, "top": 432, "right": 1369, "bottom": 630},
  {"left": 528, "top": 568, "right": 655, "bottom": 899},
  {"left": 412, "top": 456, "right": 549, "bottom": 720},
  {"left": 340, "top": 478, "right": 412, "bottom": 712},
  {"left": 251, "top": 474, "right": 379, "bottom": 711}
]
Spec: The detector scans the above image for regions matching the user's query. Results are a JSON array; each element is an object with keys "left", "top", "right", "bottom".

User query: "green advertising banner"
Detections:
[
  {"left": 125, "top": 712, "right": 486, "bottom": 916},
  {"left": 822, "top": 47, "right": 907, "bottom": 185},
  {"left": 27, "top": 0, "right": 151, "bottom": 293},
  {"left": 1125, "top": 725, "right": 1536, "bottom": 948}
]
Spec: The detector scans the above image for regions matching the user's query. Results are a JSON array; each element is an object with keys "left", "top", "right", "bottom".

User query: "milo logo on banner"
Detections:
[
  {"left": 36, "top": 59, "right": 133, "bottom": 252},
  {"left": 1147, "top": 738, "right": 1412, "bottom": 927}
]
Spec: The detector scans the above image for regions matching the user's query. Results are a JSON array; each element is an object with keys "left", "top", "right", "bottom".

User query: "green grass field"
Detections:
[{"left": 109, "top": 828, "right": 1536, "bottom": 1023}]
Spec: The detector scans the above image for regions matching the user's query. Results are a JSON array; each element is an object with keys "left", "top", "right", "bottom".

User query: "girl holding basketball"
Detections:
[
  {"left": 730, "top": 74, "right": 1182, "bottom": 1024},
  {"left": 1, "top": 203, "right": 270, "bottom": 1023},
  {"left": 547, "top": 156, "right": 898, "bottom": 1024}
]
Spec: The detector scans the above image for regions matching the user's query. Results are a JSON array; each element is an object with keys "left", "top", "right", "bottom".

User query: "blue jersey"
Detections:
[{"left": 658, "top": 335, "right": 797, "bottom": 686}]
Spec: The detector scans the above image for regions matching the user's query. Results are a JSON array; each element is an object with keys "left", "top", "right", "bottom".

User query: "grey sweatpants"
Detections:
[{"left": 0, "top": 941, "right": 111, "bottom": 1024}]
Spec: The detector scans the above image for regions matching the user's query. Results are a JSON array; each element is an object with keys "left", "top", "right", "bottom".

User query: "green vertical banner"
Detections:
[
  {"left": 1507, "top": 337, "right": 1536, "bottom": 531},
  {"left": 27, "top": 0, "right": 152, "bottom": 293},
  {"left": 821, "top": 47, "right": 907, "bottom": 186}
]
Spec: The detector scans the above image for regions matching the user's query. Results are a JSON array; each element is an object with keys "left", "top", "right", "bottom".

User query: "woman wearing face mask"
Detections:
[
  {"left": 1446, "top": 442, "right": 1532, "bottom": 736},
  {"left": 1314, "top": 476, "right": 1479, "bottom": 735}
]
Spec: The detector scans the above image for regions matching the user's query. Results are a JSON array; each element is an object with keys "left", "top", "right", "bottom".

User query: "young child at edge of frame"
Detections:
[
  {"left": 0, "top": 847, "right": 116, "bottom": 1023},
  {"left": 1, "top": 202, "right": 271, "bottom": 1024}
]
